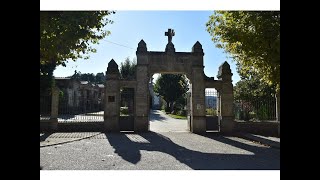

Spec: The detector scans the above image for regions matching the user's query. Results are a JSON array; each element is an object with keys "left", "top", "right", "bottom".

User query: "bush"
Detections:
[
  {"left": 120, "top": 107, "right": 129, "bottom": 115},
  {"left": 206, "top": 108, "right": 217, "bottom": 116}
]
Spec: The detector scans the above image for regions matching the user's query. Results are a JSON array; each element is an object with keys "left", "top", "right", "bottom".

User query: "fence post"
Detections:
[
  {"left": 50, "top": 86, "right": 59, "bottom": 131},
  {"left": 276, "top": 92, "right": 280, "bottom": 136}
]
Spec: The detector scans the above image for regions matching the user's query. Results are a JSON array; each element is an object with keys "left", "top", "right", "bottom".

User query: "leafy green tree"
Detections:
[
  {"left": 40, "top": 11, "right": 115, "bottom": 92},
  {"left": 206, "top": 11, "right": 280, "bottom": 92},
  {"left": 154, "top": 74, "right": 189, "bottom": 112},
  {"left": 95, "top": 72, "right": 105, "bottom": 84},
  {"left": 119, "top": 57, "right": 136, "bottom": 79},
  {"left": 234, "top": 66, "right": 277, "bottom": 120},
  {"left": 40, "top": 11, "right": 114, "bottom": 66},
  {"left": 70, "top": 71, "right": 105, "bottom": 84},
  {"left": 234, "top": 70, "right": 276, "bottom": 101}
]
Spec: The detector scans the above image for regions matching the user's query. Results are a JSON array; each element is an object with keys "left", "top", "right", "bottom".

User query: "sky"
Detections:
[{"left": 53, "top": 11, "right": 241, "bottom": 85}]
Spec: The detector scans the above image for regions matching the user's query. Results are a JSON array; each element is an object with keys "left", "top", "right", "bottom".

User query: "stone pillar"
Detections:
[
  {"left": 217, "top": 61, "right": 235, "bottom": 134},
  {"left": 104, "top": 59, "right": 120, "bottom": 132},
  {"left": 135, "top": 40, "right": 149, "bottom": 132},
  {"left": 50, "top": 86, "right": 59, "bottom": 131},
  {"left": 190, "top": 41, "right": 206, "bottom": 133}
]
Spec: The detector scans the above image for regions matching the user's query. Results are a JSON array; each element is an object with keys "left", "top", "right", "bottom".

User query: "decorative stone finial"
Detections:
[
  {"left": 137, "top": 39, "right": 147, "bottom": 53},
  {"left": 192, "top": 41, "right": 204, "bottom": 54},
  {"left": 217, "top": 61, "right": 232, "bottom": 80},
  {"left": 106, "top": 59, "right": 119, "bottom": 74}
]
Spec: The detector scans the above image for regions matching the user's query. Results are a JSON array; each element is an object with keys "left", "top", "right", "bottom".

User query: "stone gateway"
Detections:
[{"left": 104, "top": 29, "right": 234, "bottom": 133}]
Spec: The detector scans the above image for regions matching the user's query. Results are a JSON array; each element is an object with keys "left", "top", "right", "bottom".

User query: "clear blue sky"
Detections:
[{"left": 54, "top": 11, "right": 240, "bottom": 85}]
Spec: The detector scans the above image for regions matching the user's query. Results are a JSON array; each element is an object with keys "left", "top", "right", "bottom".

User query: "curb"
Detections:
[{"left": 237, "top": 133, "right": 280, "bottom": 149}]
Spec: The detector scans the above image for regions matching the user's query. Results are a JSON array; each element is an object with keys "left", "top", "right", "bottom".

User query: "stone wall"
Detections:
[{"left": 235, "top": 121, "right": 280, "bottom": 137}]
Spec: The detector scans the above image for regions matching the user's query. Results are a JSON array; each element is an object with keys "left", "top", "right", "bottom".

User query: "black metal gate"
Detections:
[
  {"left": 58, "top": 94, "right": 104, "bottom": 122},
  {"left": 119, "top": 88, "right": 135, "bottom": 131},
  {"left": 205, "top": 89, "right": 219, "bottom": 131}
]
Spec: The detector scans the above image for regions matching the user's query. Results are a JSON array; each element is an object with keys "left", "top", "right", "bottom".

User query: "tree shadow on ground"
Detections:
[
  {"left": 105, "top": 132, "right": 280, "bottom": 170},
  {"left": 40, "top": 132, "right": 53, "bottom": 142},
  {"left": 149, "top": 110, "right": 168, "bottom": 122}
]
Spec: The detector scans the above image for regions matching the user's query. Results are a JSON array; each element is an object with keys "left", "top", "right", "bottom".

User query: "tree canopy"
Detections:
[
  {"left": 70, "top": 71, "right": 105, "bottom": 84},
  {"left": 119, "top": 57, "right": 136, "bottom": 79},
  {"left": 40, "top": 11, "right": 115, "bottom": 68},
  {"left": 206, "top": 11, "right": 280, "bottom": 92},
  {"left": 234, "top": 69, "right": 276, "bottom": 101},
  {"left": 154, "top": 74, "right": 189, "bottom": 112}
]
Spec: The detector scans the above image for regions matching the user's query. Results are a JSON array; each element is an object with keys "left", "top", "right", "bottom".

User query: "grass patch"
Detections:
[
  {"left": 160, "top": 109, "right": 187, "bottom": 119},
  {"left": 166, "top": 113, "right": 187, "bottom": 120}
]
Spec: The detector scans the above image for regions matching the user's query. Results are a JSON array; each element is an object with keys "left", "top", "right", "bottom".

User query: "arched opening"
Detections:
[{"left": 148, "top": 73, "right": 191, "bottom": 132}]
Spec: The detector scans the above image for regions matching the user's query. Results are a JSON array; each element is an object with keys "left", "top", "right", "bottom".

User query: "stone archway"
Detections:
[{"left": 104, "top": 29, "right": 235, "bottom": 134}]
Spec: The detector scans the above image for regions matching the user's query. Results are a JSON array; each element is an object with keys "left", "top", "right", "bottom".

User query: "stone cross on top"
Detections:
[{"left": 165, "top": 28, "right": 175, "bottom": 44}]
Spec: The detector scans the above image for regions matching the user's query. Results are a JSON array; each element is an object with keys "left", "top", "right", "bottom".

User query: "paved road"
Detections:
[
  {"left": 149, "top": 110, "right": 188, "bottom": 132},
  {"left": 40, "top": 110, "right": 279, "bottom": 170},
  {"left": 40, "top": 132, "right": 280, "bottom": 170}
]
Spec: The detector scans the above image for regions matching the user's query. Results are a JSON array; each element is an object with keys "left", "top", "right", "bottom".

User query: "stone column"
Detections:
[
  {"left": 190, "top": 41, "right": 206, "bottom": 133},
  {"left": 217, "top": 61, "right": 235, "bottom": 134},
  {"left": 135, "top": 40, "right": 149, "bottom": 132},
  {"left": 104, "top": 59, "right": 120, "bottom": 132},
  {"left": 50, "top": 86, "right": 59, "bottom": 131}
]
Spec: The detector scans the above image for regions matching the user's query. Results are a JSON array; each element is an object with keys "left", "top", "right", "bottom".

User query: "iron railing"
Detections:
[
  {"left": 40, "top": 94, "right": 51, "bottom": 120},
  {"left": 234, "top": 96, "right": 277, "bottom": 121},
  {"left": 205, "top": 89, "right": 218, "bottom": 116}
]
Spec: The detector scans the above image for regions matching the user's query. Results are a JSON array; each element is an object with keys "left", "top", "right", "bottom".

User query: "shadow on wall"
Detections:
[{"left": 105, "top": 132, "right": 280, "bottom": 170}]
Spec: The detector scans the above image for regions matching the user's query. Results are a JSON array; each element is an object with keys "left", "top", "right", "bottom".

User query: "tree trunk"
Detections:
[
  {"left": 170, "top": 101, "right": 174, "bottom": 112},
  {"left": 166, "top": 101, "right": 170, "bottom": 112}
]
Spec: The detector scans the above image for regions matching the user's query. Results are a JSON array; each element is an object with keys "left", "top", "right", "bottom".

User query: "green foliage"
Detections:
[
  {"left": 40, "top": 62, "right": 56, "bottom": 93},
  {"left": 40, "top": 11, "right": 115, "bottom": 66},
  {"left": 154, "top": 74, "right": 189, "bottom": 112},
  {"left": 256, "top": 104, "right": 269, "bottom": 120},
  {"left": 120, "top": 107, "right": 129, "bottom": 116},
  {"left": 206, "top": 108, "right": 217, "bottom": 116},
  {"left": 40, "top": 11, "right": 114, "bottom": 93},
  {"left": 70, "top": 71, "right": 105, "bottom": 84},
  {"left": 206, "top": 11, "right": 280, "bottom": 92},
  {"left": 166, "top": 113, "right": 187, "bottom": 120},
  {"left": 120, "top": 57, "right": 136, "bottom": 79},
  {"left": 234, "top": 70, "right": 276, "bottom": 101},
  {"left": 95, "top": 72, "right": 105, "bottom": 84}
]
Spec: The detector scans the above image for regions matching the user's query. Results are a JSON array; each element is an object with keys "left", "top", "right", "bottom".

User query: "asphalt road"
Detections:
[
  {"left": 40, "top": 132, "right": 280, "bottom": 170},
  {"left": 149, "top": 110, "right": 189, "bottom": 132},
  {"left": 40, "top": 110, "right": 279, "bottom": 170}
]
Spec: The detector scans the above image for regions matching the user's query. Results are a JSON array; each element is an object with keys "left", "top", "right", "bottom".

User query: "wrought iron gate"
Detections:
[{"left": 205, "top": 89, "right": 219, "bottom": 131}]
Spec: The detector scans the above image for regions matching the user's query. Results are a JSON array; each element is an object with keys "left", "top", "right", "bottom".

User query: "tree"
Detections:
[
  {"left": 154, "top": 74, "right": 189, "bottom": 112},
  {"left": 40, "top": 11, "right": 115, "bottom": 67},
  {"left": 234, "top": 66, "right": 277, "bottom": 121},
  {"left": 234, "top": 69, "right": 276, "bottom": 101},
  {"left": 119, "top": 57, "right": 136, "bottom": 79},
  {"left": 40, "top": 11, "right": 115, "bottom": 92},
  {"left": 95, "top": 72, "right": 105, "bottom": 84},
  {"left": 70, "top": 71, "right": 105, "bottom": 84},
  {"left": 206, "top": 11, "right": 280, "bottom": 92}
]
